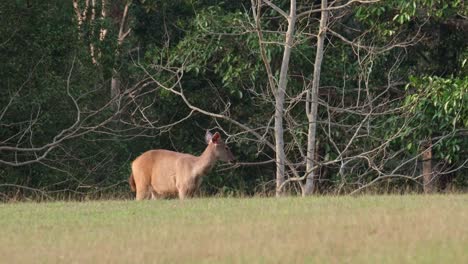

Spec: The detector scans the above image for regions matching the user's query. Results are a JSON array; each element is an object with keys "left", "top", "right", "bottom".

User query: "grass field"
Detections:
[{"left": 0, "top": 195, "right": 467, "bottom": 263}]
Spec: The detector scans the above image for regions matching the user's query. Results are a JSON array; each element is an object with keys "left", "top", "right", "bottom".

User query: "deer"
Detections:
[{"left": 129, "top": 131, "right": 235, "bottom": 200}]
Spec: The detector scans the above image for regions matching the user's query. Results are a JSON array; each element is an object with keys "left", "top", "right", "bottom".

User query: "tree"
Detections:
[
  {"left": 1, "top": 0, "right": 466, "bottom": 200},
  {"left": 303, "top": 0, "right": 329, "bottom": 195},
  {"left": 404, "top": 76, "right": 468, "bottom": 192},
  {"left": 72, "top": 0, "right": 133, "bottom": 109},
  {"left": 251, "top": 0, "right": 298, "bottom": 196}
]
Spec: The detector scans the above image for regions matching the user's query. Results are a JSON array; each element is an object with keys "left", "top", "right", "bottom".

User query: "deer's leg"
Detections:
[
  {"left": 178, "top": 185, "right": 196, "bottom": 200},
  {"left": 177, "top": 187, "right": 187, "bottom": 200},
  {"left": 134, "top": 172, "right": 151, "bottom": 201},
  {"left": 150, "top": 189, "right": 160, "bottom": 200},
  {"left": 136, "top": 188, "right": 150, "bottom": 201}
]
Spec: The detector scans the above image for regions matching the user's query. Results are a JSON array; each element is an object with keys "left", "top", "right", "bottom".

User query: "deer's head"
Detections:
[{"left": 205, "top": 131, "right": 235, "bottom": 163}]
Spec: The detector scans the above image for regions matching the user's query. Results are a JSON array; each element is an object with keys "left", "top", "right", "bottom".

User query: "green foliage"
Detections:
[
  {"left": 169, "top": 6, "right": 261, "bottom": 98},
  {"left": 1, "top": 0, "right": 467, "bottom": 198},
  {"left": 403, "top": 75, "right": 467, "bottom": 163},
  {"left": 406, "top": 76, "right": 467, "bottom": 128},
  {"left": 355, "top": 0, "right": 465, "bottom": 36}
]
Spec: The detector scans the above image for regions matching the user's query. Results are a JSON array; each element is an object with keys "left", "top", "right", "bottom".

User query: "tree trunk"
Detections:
[
  {"left": 110, "top": 71, "right": 120, "bottom": 110},
  {"left": 110, "top": 1, "right": 131, "bottom": 111},
  {"left": 274, "top": 0, "right": 296, "bottom": 197},
  {"left": 422, "top": 139, "right": 434, "bottom": 193},
  {"left": 303, "top": 0, "right": 328, "bottom": 196}
]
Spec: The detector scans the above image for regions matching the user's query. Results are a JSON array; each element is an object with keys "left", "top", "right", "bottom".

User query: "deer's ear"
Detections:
[
  {"left": 205, "top": 131, "right": 213, "bottom": 144},
  {"left": 211, "top": 132, "right": 221, "bottom": 144}
]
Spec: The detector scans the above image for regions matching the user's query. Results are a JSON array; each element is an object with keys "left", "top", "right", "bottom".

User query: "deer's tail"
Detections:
[{"left": 129, "top": 173, "right": 136, "bottom": 192}]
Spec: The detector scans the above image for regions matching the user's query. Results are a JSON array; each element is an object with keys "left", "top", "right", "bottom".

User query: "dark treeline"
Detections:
[{"left": 0, "top": 0, "right": 466, "bottom": 200}]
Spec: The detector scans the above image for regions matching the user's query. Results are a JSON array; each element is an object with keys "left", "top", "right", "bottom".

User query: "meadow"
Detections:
[{"left": 0, "top": 195, "right": 467, "bottom": 263}]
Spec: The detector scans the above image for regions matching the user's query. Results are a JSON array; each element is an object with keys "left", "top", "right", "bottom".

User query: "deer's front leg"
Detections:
[
  {"left": 176, "top": 179, "right": 188, "bottom": 200},
  {"left": 178, "top": 188, "right": 187, "bottom": 200},
  {"left": 177, "top": 180, "right": 195, "bottom": 200}
]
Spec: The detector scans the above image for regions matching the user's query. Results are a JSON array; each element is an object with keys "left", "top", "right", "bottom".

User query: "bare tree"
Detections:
[
  {"left": 303, "top": 0, "right": 329, "bottom": 195},
  {"left": 251, "top": 0, "right": 381, "bottom": 195},
  {"left": 251, "top": 0, "right": 297, "bottom": 196},
  {"left": 0, "top": 55, "right": 197, "bottom": 199},
  {"left": 0, "top": 58, "right": 129, "bottom": 168},
  {"left": 111, "top": 1, "right": 132, "bottom": 106},
  {"left": 253, "top": 0, "right": 442, "bottom": 196},
  {"left": 134, "top": 0, "right": 460, "bottom": 197},
  {"left": 6, "top": 0, "right": 464, "bottom": 200}
]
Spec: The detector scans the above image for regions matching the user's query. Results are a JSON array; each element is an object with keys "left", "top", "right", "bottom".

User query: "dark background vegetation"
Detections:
[{"left": 0, "top": 0, "right": 466, "bottom": 200}]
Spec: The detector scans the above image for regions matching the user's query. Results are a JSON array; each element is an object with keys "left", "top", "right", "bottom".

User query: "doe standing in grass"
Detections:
[{"left": 129, "top": 131, "right": 235, "bottom": 200}]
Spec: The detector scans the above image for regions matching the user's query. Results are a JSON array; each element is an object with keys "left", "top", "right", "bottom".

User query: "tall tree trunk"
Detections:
[
  {"left": 111, "top": 1, "right": 131, "bottom": 111},
  {"left": 303, "top": 0, "right": 328, "bottom": 196},
  {"left": 111, "top": 70, "right": 121, "bottom": 109},
  {"left": 73, "top": 0, "right": 130, "bottom": 110},
  {"left": 275, "top": 0, "right": 296, "bottom": 197},
  {"left": 422, "top": 139, "right": 434, "bottom": 193}
]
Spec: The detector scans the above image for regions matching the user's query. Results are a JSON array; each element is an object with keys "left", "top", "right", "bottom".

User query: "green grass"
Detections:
[{"left": 0, "top": 195, "right": 467, "bottom": 263}]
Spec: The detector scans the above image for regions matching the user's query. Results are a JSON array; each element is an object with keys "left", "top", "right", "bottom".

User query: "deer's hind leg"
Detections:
[{"left": 133, "top": 171, "right": 151, "bottom": 201}]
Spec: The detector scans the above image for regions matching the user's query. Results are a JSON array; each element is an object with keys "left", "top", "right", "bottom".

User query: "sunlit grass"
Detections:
[{"left": 0, "top": 195, "right": 467, "bottom": 263}]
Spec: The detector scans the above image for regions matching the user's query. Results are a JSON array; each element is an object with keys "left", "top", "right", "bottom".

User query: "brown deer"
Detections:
[{"left": 129, "top": 131, "right": 235, "bottom": 200}]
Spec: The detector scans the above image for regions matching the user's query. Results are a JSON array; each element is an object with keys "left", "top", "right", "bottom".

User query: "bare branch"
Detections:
[
  {"left": 298, "top": 0, "right": 379, "bottom": 18},
  {"left": 263, "top": 0, "right": 288, "bottom": 19}
]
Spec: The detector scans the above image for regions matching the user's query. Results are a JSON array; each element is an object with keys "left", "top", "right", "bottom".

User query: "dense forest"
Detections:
[{"left": 0, "top": 0, "right": 466, "bottom": 200}]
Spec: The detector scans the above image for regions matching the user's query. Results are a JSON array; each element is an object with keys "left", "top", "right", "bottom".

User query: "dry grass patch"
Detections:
[{"left": 0, "top": 195, "right": 467, "bottom": 263}]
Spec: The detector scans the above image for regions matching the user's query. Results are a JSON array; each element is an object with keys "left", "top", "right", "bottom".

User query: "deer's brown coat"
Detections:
[{"left": 129, "top": 132, "right": 234, "bottom": 200}]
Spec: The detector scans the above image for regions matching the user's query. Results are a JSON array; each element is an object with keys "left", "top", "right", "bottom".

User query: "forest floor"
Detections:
[{"left": 0, "top": 195, "right": 467, "bottom": 263}]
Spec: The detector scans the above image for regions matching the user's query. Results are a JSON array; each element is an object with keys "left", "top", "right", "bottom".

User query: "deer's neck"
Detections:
[{"left": 193, "top": 144, "right": 217, "bottom": 178}]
